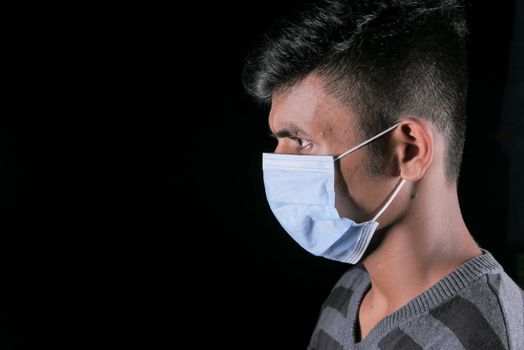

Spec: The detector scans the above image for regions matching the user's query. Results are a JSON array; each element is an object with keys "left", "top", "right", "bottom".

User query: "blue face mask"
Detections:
[{"left": 262, "top": 124, "right": 406, "bottom": 264}]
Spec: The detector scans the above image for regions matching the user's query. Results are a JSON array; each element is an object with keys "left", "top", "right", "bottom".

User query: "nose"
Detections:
[
  {"left": 273, "top": 140, "right": 297, "bottom": 155},
  {"left": 274, "top": 142, "right": 285, "bottom": 154}
]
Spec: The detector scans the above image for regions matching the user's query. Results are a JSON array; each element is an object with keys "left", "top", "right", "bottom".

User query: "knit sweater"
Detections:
[{"left": 308, "top": 251, "right": 524, "bottom": 349}]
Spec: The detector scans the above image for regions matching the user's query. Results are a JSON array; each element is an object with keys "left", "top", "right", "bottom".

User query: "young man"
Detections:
[{"left": 243, "top": 0, "right": 524, "bottom": 349}]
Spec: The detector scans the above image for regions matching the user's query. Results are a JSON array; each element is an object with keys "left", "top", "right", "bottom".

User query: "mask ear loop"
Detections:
[
  {"left": 335, "top": 123, "right": 400, "bottom": 161},
  {"left": 372, "top": 179, "right": 406, "bottom": 222}
]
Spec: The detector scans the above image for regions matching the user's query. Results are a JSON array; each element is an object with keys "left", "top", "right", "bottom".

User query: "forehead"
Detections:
[{"left": 268, "top": 74, "right": 356, "bottom": 135}]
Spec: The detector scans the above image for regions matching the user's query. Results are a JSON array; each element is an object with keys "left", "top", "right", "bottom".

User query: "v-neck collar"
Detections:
[{"left": 342, "top": 251, "right": 502, "bottom": 348}]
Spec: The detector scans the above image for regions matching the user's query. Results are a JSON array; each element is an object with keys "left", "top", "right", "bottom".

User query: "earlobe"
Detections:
[{"left": 396, "top": 120, "right": 433, "bottom": 182}]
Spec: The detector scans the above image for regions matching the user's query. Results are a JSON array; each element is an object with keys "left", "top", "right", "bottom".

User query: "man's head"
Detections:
[{"left": 243, "top": 0, "right": 468, "bottom": 183}]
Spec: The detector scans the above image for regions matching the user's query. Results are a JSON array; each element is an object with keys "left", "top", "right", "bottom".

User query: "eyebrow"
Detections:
[{"left": 269, "top": 124, "right": 309, "bottom": 139}]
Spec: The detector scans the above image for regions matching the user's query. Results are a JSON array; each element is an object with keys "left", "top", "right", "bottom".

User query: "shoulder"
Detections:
[
  {"left": 486, "top": 272, "right": 524, "bottom": 349},
  {"left": 485, "top": 271, "right": 524, "bottom": 311},
  {"left": 429, "top": 271, "right": 523, "bottom": 350}
]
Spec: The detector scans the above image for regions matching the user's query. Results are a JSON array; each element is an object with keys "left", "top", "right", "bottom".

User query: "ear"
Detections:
[{"left": 392, "top": 118, "right": 434, "bottom": 182}]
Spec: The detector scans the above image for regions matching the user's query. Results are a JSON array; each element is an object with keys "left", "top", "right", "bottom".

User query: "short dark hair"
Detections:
[{"left": 243, "top": 0, "right": 468, "bottom": 181}]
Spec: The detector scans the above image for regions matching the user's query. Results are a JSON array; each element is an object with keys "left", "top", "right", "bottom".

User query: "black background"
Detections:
[{"left": 3, "top": 0, "right": 521, "bottom": 348}]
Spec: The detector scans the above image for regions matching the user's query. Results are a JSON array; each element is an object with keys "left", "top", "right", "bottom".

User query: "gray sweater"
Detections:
[{"left": 308, "top": 251, "right": 524, "bottom": 349}]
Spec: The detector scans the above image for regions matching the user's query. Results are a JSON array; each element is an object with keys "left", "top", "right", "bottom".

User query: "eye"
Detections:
[{"left": 293, "top": 137, "right": 312, "bottom": 150}]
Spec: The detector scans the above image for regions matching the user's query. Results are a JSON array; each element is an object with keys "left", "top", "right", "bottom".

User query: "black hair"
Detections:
[{"left": 243, "top": 0, "right": 468, "bottom": 181}]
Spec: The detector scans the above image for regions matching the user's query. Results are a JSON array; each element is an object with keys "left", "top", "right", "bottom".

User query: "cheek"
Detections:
[
  {"left": 334, "top": 158, "right": 368, "bottom": 220},
  {"left": 334, "top": 155, "right": 389, "bottom": 221}
]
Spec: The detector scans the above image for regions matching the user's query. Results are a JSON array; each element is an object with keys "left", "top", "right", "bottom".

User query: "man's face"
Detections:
[{"left": 268, "top": 74, "right": 397, "bottom": 223}]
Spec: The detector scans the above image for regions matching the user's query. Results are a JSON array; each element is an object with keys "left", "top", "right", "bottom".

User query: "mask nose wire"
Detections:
[{"left": 334, "top": 123, "right": 400, "bottom": 161}]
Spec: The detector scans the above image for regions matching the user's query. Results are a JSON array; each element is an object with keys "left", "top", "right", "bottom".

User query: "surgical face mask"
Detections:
[{"left": 262, "top": 124, "right": 406, "bottom": 264}]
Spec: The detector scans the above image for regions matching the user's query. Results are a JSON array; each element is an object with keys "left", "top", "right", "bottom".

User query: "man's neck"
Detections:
[{"left": 362, "top": 181, "right": 482, "bottom": 316}]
